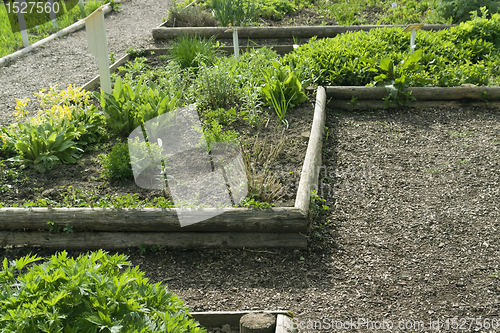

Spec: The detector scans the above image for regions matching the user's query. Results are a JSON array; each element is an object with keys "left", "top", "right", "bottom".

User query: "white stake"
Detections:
[
  {"left": 225, "top": 27, "right": 241, "bottom": 59},
  {"left": 85, "top": 6, "right": 111, "bottom": 94},
  {"left": 46, "top": 0, "right": 58, "bottom": 31},
  {"left": 403, "top": 23, "right": 424, "bottom": 53}
]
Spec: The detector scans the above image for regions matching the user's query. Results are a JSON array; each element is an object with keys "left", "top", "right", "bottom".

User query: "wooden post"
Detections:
[{"left": 240, "top": 313, "right": 276, "bottom": 333}]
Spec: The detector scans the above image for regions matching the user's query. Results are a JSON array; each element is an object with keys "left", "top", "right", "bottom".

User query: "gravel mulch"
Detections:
[{"left": 1, "top": 2, "right": 500, "bottom": 332}]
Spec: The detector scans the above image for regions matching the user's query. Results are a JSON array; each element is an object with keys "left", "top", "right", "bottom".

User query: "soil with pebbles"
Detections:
[
  {"left": 1, "top": 0, "right": 500, "bottom": 332},
  {"left": 3, "top": 104, "right": 500, "bottom": 333}
]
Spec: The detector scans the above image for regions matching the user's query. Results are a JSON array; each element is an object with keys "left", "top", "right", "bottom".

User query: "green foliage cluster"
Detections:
[
  {"left": 97, "top": 76, "right": 180, "bottom": 135},
  {"left": 207, "top": 0, "right": 256, "bottom": 26},
  {"left": 169, "top": 35, "right": 221, "bottom": 70},
  {"left": 262, "top": 62, "right": 309, "bottom": 127},
  {"left": 99, "top": 142, "right": 134, "bottom": 181},
  {"left": 1, "top": 85, "right": 106, "bottom": 173},
  {"left": 0, "top": 250, "right": 206, "bottom": 332},
  {"left": 283, "top": 11, "right": 500, "bottom": 88},
  {"left": 436, "top": 0, "right": 500, "bottom": 23}
]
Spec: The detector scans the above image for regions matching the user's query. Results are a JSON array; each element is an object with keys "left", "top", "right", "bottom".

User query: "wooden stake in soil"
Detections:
[{"left": 240, "top": 312, "right": 276, "bottom": 333}]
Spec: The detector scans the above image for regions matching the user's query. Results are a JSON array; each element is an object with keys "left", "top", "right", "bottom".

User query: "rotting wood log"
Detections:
[
  {"left": 240, "top": 312, "right": 276, "bottom": 333},
  {"left": 332, "top": 99, "right": 500, "bottom": 110},
  {"left": 0, "top": 231, "right": 308, "bottom": 250},
  {"left": 324, "top": 86, "right": 500, "bottom": 101},
  {"left": 0, "top": 207, "right": 307, "bottom": 233},
  {"left": 153, "top": 24, "right": 457, "bottom": 39},
  {"left": 295, "top": 86, "right": 326, "bottom": 214}
]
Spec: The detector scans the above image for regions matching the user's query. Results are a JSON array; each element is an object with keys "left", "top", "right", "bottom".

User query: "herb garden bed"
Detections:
[{"left": 0, "top": 44, "right": 327, "bottom": 249}]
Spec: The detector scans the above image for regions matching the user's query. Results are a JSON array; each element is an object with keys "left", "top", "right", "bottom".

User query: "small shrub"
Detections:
[
  {"left": 436, "top": 0, "right": 500, "bottom": 23},
  {"left": 100, "top": 141, "right": 134, "bottom": 181},
  {"left": 167, "top": 5, "right": 218, "bottom": 27},
  {"left": 0, "top": 250, "right": 206, "bottom": 332}
]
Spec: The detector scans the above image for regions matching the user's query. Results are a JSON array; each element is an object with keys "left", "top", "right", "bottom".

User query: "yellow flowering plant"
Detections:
[{"left": 2, "top": 85, "right": 105, "bottom": 172}]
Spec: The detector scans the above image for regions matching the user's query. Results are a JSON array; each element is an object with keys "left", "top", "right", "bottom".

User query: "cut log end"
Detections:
[{"left": 240, "top": 312, "right": 276, "bottom": 333}]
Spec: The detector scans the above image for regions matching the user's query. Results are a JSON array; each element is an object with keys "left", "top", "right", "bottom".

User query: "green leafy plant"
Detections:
[
  {"left": 47, "top": 221, "right": 61, "bottom": 233},
  {"left": 0, "top": 250, "right": 206, "bottom": 332},
  {"left": 360, "top": 49, "right": 430, "bottom": 106},
  {"left": 238, "top": 197, "right": 275, "bottom": 209},
  {"left": 99, "top": 141, "right": 134, "bottom": 181},
  {"left": 195, "top": 119, "right": 240, "bottom": 153},
  {"left": 310, "top": 190, "right": 329, "bottom": 216},
  {"left": 126, "top": 47, "right": 149, "bottom": 60},
  {"left": 261, "top": 61, "right": 309, "bottom": 127},
  {"left": 9, "top": 121, "right": 82, "bottom": 173},
  {"left": 96, "top": 76, "right": 180, "bottom": 135}
]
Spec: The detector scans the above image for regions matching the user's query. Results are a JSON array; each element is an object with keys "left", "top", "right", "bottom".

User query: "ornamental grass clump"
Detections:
[
  {"left": 0, "top": 250, "right": 206, "bottom": 332},
  {"left": 169, "top": 34, "right": 221, "bottom": 70}
]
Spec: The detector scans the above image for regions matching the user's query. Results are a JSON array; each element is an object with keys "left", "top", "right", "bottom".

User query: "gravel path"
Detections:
[{"left": 0, "top": 0, "right": 170, "bottom": 128}]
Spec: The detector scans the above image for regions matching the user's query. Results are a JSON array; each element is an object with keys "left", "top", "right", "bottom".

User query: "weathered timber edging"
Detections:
[
  {"left": 0, "top": 4, "right": 113, "bottom": 68},
  {"left": 152, "top": 24, "right": 456, "bottom": 40},
  {"left": 190, "top": 311, "right": 297, "bottom": 333},
  {"left": 0, "top": 231, "right": 307, "bottom": 250},
  {"left": 82, "top": 46, "right": 296, "bottom": 91},
  {"left": 321, "top": 86, "right": 500, "bottom": 110},
  {"left": 295, "top": 86, "right": 327, "bottom": 214},
  {"left": 0, "top": 207, "right": 306, "bottom": 233},
  {"left": 324, "top": 86, "right": 500, "bottom": 101},
  {"left": 0, "top": 83, "right": 327, "bottom": 249}
]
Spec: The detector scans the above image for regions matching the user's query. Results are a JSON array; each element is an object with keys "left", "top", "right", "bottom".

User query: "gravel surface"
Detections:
[
  {"left": 1, "top": 3, "right": 500, "bottom": 332},
  {"left": 0, "top": 0, "right": 170, "bottom": 128},
  {"left": 3, "top": 103, "right": 500, "bottom": 332}
]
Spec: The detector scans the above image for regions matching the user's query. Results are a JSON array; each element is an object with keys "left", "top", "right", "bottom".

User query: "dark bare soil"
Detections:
[{"left": 2, "top": 104, "right": 500, "bottom": 332}]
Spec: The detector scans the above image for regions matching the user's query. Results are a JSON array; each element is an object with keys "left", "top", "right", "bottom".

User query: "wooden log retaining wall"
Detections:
[{"left": 152, "top": 24, "right": 457, "bottom": 40}]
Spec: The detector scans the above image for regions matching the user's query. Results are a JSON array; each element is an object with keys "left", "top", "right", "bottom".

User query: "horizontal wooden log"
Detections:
[
  {"left": 190, "top": 311, "right": 288, "bottom": 328},
  {"left": 0, "top": 231, "right": 308, "bottom": 250},
  {"left": 153, "top": 24, "right": 456, "bottom": 39},
  {"left": 295, "top": 86, "right": 326, "bottom": 214},
  {"left": 325, "top": 86, "right": 500, "bottom": 101},
  {"left": 332, "top": 99, "right": 500, "bottom": 110},
  {"left": 0, "top": 207, "right": 307, "bottom": 233}
]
